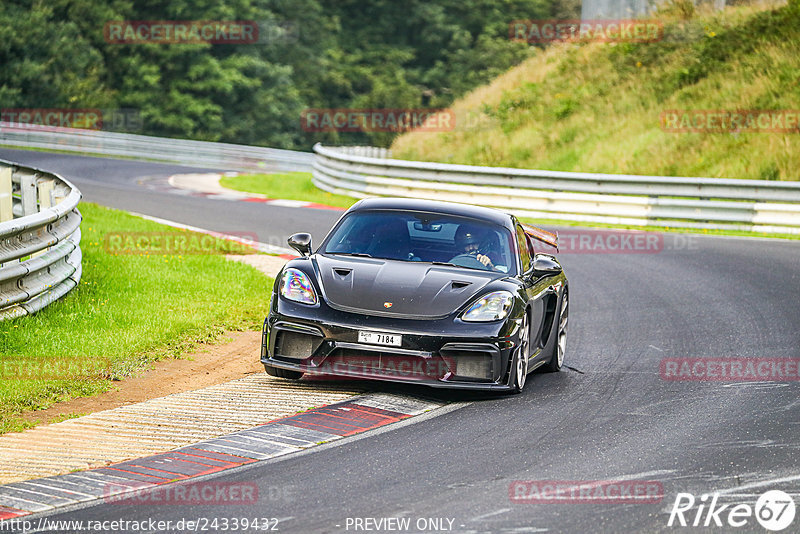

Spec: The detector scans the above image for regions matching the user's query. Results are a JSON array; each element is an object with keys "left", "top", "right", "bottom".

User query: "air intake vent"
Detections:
[
  {"left": 448, "top": 353, "right": 492, "bottom": 380},
  {"left": 451, "top": 280, "right": 471, "bottom": 290},
  {"left": 275, "top": 331, "right": 320, "bottom": 360}
]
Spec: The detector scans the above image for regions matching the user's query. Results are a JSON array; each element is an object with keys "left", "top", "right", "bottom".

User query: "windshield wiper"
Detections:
[
  {"left": 328, "top": 252, "right": 373, "bottom": 258},
  {"left": 430, "top": 261, "right": 465, "bottom": 268}
]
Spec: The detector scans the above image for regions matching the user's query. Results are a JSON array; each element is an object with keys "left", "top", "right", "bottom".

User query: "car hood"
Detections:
[{"left": 314, "top": 254, "right": 503, "bottom": 319}]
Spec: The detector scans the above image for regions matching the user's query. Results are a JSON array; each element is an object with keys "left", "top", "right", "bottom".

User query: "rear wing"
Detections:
[{"left": 522, "top": 224, "right": 558, "bottom": 251}]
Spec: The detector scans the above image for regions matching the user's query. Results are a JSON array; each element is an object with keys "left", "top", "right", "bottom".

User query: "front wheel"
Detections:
[
  {"left": 511, "top": 312, "right": 529, "bottom": 393},
  {"left": 542, "top": 290, "right": 568, "bottom": 373},
  {"left": 265, "top": 364, "right": 304, "bottom": 380}
]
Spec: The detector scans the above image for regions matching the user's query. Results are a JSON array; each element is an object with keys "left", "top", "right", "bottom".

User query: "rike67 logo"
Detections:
[{"left": 668, "top": 490, "right": 796, "bottom": 531}]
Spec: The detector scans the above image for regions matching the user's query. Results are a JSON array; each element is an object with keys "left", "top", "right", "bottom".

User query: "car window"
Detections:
[
  {"left": 323, "top": 210, "right": 516, "bottom": 274},
  {"left": 516, "top": 224, "right": 531, "bottom": 273}
]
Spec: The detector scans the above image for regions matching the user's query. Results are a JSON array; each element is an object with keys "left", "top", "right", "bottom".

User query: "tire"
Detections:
[
  {"left": 511, "top": 312, "right": 530, "bottom": 393},
  {"left": 264, "top": 364, "right": 304, "bottom": 380},
  {"left": 542, "top": 289, "right": 568, "bottom": 373}
]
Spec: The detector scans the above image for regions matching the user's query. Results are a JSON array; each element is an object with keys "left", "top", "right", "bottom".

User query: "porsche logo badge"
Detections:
[{"left": 383, "top": 302, "right": 393, "bottom": 308}]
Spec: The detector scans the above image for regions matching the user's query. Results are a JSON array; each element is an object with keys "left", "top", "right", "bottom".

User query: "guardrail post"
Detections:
[
  {"left": 30, "top": 179, "right": 56, "bottom": 259},
  {"left": 0, "top": 165, "right": 11, "bottom": 222},
  {"left": 37, "top": 179, "right": 54, "bottom": 210},
  {"left": 20, "top": 173, "right": 38, "bottom": 216}
]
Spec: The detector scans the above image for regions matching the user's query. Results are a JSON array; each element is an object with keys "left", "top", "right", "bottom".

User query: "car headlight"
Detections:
[
  {"left": 279, "top": 268, "right": 318, "bottom": 305},
  {"left": 462, "top": 291, "right": 514, "bottom": 322}
]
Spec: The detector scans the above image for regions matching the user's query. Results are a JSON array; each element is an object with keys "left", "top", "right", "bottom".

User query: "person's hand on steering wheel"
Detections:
[
  {"left": 454, "top": 226, "right": 494, "bottom": 270},
  {"left": 474, "top": 251, "right": 494, "bottom": 269}
]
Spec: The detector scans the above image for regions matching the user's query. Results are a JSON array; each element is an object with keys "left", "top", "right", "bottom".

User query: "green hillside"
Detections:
[{"left": 391, "top": 1, "right": 800, "bottom": 180}]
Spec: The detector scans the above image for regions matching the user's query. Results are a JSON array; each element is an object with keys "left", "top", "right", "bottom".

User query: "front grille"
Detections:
[
  {"left": 323, "top": 349, "right": 447, "bottom": 380},
  {"left": 274, "top": 330, "right": 320, "bottom": 360}
]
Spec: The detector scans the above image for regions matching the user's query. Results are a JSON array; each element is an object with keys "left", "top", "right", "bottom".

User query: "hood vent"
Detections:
[
  {"left": 316, "top": 255, "right": 496, "bottom": 319},
  {"left": 333, "top": 268, "right": 352, "bottom": 278}
]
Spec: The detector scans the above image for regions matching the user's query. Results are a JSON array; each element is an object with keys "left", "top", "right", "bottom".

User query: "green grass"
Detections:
[
  {"left": 220, "top": 172, "right": 357, "bottom": 209},
  {"left": 391, "top": 1, "right": 800, "bottom": 181},
  {"left": 0, "top": 203, "right": 272, "bottom": 434}
]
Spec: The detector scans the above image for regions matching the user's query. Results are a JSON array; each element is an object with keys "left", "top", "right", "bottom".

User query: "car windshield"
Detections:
[{"left": 322, "top": 210, "right": 516, "bottom": 274}]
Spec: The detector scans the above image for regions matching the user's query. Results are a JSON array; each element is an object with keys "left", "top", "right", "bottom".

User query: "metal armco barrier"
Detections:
[
  {"left": 0, "top": 123, "right": 313, "bottom": 173},
  {"left": 0, "top": 160, "right": 82, "bottom": 320},
  {"left": 312, "top": 144, "right": 800, "bottom": 234}
]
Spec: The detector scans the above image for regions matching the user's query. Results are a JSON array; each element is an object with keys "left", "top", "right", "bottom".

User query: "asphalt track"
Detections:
[
  {"left": 0, "top": 148, "right": 337, "bottom": 251},
  {"left": 2, "top": 148, "right": 800, "bottom": 533}
]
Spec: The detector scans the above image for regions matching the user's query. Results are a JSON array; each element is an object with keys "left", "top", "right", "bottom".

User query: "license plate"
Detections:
[{"left": 358, "top": 331, "right": 402, "bottom": 347}]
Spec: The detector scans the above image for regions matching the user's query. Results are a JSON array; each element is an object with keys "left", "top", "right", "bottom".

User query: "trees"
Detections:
[{"left": 2, "top": 0, "right": 566, "bottom": 148}]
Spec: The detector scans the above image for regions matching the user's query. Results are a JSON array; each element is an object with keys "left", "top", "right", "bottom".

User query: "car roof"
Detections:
[{"left": 348, "top": 198, "right": 515, "bottom": 229}]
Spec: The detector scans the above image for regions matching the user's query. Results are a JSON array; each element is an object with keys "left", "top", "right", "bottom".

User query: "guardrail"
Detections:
[
  {"left": 312, "top": 144, "right": 800, "bottom": 234},
  {"left": 0, "top": 123, "right": 313, "bottom": 173},
  {"left": 0, "top": 160, "right": 82, "bottom": 320}
]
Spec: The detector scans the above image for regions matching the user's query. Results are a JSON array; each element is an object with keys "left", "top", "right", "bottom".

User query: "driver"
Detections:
[{"left": 452, "top": 225, "right": 494, "bottom": 269}]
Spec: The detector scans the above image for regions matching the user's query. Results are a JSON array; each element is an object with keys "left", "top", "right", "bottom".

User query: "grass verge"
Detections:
[
  {"left": 391, "top": 1, "right": 800, "bottom": 181},
  {"left": 0, "top": 202, "right": 272, "bottom": 434},
  {"left": 220, "top": 172, "right": 356, "bottom": 209}
]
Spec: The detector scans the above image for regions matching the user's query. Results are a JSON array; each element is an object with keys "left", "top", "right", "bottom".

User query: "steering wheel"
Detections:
[{"left": 449, "top": 253, "right": 489, "bottom": 270}]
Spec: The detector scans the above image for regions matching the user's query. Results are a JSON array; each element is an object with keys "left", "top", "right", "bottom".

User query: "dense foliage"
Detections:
[{"left": 0, "top": 0, "right": 578, "bottom": 148}]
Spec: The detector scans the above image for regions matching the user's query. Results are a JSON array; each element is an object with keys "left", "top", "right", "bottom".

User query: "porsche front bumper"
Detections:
[{"left": 261, "top": 300, "right": 520, "bottom": 391}]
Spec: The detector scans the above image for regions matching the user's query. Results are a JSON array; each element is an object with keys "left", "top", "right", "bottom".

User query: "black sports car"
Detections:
[{"left": 261, "top": 198, "right": 568, "bottom": 392}]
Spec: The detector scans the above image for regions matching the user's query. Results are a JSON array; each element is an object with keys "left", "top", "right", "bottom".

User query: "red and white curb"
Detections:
[
  {"left": 0, "top": 393, "right": 444, "bottom": 520},
  {"left": 162, "top": 173, "right": 344, "bottom": 211}
]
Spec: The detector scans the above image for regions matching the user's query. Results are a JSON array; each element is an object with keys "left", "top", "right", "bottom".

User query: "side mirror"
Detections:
[
  {"left": 532, "top": 254, "right": 562, "bottom": 276},
  {"left": 288, "top": 233, "right": 312, "bottom": 257}
]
